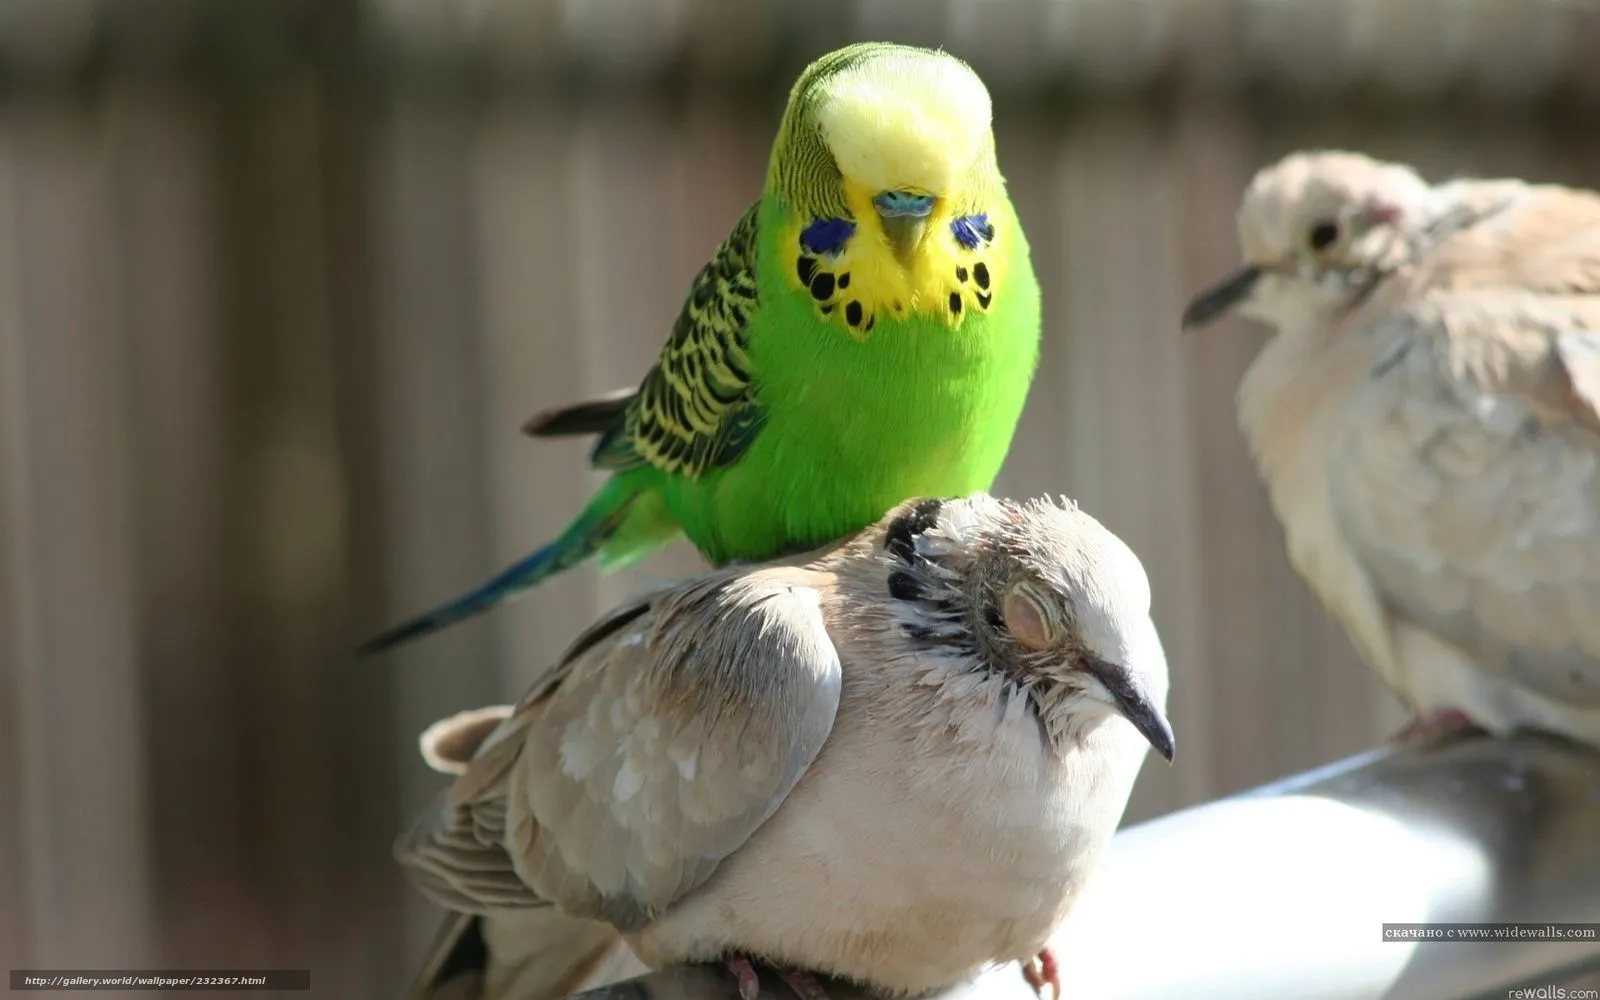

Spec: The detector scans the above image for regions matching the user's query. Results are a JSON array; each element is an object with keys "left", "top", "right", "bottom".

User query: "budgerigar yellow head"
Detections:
[
  {"left": 768, "top": 43, "right": 1014, "bottom": 334},
  {"left": 804, "top": 44, "right": 992, "bottom": 205}
]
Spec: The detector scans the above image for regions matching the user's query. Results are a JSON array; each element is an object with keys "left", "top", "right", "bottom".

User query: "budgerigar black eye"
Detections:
[{"left": 1308, "top": 220, "right": 1340, "bottom": 250}]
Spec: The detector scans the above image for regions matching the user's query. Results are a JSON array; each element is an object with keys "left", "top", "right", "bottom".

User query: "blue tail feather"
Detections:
[{"left": 358, "top": 501, "right": 623, "bottom": 656}]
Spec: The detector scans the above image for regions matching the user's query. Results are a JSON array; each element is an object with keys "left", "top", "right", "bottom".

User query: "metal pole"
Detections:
[{"left": 563, "top": 732, "right": 1600, "bottom": 1000}]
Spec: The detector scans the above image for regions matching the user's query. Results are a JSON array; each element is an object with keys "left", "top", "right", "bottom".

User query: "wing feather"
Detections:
[
  {"left": 1335, "top": 184, "right": 1600, "bottom": 708},
  {"left": 571, "top": 203, "right": 766, "bottom": 479},
  {"left": 394, "top": 564, "right": 844, "bottom": 928}
]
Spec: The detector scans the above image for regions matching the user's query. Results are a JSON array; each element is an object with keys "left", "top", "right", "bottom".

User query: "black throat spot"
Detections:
[
  {"left": 882, "top": 497, "right": 978, "bottom": 649},
  {"left": 883, "top": 498, "right": 946, "bottom": 562}
]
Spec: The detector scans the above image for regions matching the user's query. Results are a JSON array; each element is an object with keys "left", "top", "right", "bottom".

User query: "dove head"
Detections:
[
  {"left": 1182, "top": 150, "right": 1438, "bottom": 334},
  {"left": 876, "top": 493, "right": 1175, "bottom": 762}
]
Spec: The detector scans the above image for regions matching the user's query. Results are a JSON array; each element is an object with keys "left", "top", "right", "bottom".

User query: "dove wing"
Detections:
[
  {"left": 395, "top": 566, "right": 844, "bottom": 928},
  {"left": 1332, "top": 182, "right": 1600, "bottom": 709}
]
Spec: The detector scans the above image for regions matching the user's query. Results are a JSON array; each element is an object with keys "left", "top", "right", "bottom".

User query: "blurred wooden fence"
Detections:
[{"left": 3, "top": 0, "right": 1600, "bottom": 995}]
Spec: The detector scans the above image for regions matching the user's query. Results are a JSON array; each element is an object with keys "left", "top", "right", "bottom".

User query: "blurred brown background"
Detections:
[{"left": 3, "top": 0, "right": 1600, "bottom": 995}]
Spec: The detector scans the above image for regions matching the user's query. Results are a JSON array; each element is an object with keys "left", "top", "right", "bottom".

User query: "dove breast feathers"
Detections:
[
  {"left": 397, "top": 526, "right": 1157, "bottom": 996},
  {"left": 1238, "top": 173, "right": 1600, "bottom": 741}
]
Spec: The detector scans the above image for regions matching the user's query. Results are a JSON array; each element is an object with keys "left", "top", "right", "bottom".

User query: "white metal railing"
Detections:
[{"left": 552, "top": 733, "right": 1600, "bottom": 1000}]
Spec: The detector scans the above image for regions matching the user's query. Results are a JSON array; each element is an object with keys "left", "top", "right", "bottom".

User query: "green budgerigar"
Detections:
[{"left": 360, "top": 42, "right": 1042, "bottom": 654}]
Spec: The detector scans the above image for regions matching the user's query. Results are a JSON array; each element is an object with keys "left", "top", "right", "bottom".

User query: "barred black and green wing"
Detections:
[
  {"left": 355, "top": 206, "right": 769, "bottom": 656},
  {"left": 527, "top": 202, "right": 766, "bottom": 481}
]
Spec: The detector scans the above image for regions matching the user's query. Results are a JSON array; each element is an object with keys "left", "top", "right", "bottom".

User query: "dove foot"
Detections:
[
  {"left": 1390, "top": 708, "right": 1479, "bottom": 744},
  {"left": 726, "top": 956, "right": 764, "bottom": 1000},
  {"left": 774, "top": 968, "right": 830, "bottom": 1000},
  {"left": 724, "top": 956, "right": 831, "bottom": 1000},
  {"left": 1022, "top": 947, "right": 1060, "bottom": 1000}
]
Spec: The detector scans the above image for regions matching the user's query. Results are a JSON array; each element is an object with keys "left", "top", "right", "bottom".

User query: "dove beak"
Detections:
[
  {"left": 873, "top": 190, "right": 935, "bottom": 264},
  {"left": 1181, "top": 265, "right": 1261, "bottom": 330},
  {"left": 1083, "top": 656, "right": 1176, "bottom": 762}
]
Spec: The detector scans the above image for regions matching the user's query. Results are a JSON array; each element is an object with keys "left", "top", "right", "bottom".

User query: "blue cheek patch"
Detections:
[
  {"left": 950, "top": 214, "right": 995, "bottom": 250},
  {"left": 800, "top": 217, "right": 856, "bottom": 257}
]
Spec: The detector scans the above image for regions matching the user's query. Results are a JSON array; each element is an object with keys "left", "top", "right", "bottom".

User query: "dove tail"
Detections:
[{"left": 357, "top": 481, "right": 643, "bottom": 656}]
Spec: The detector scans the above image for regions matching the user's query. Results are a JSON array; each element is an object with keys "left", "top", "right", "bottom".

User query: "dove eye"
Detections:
[
  {"left": 1001, "top": 584, "right": 1057, "bottom": 652},
  {"left": 1308, "top": 220, "right": 1340, "bottom": 251}
]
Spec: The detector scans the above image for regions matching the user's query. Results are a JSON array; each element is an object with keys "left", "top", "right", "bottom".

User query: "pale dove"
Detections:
[
  {"left": 395, "top": 493, "right": 1174, "bottom": 1000},
  {"left": 1182, "top": 148, "right": 1600, "bottom": 746}
]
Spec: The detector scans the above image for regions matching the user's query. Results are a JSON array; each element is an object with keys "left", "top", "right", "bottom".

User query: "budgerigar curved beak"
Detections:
[
  {"left": 1181, "top": 265, "right": 1261, "bottom": 330},
  {"left": 874, "top": 190, "right": 936, "bottom": 264},
  {"left": 1082, "top": 656, "right": 1176, "bottom": 762}
]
